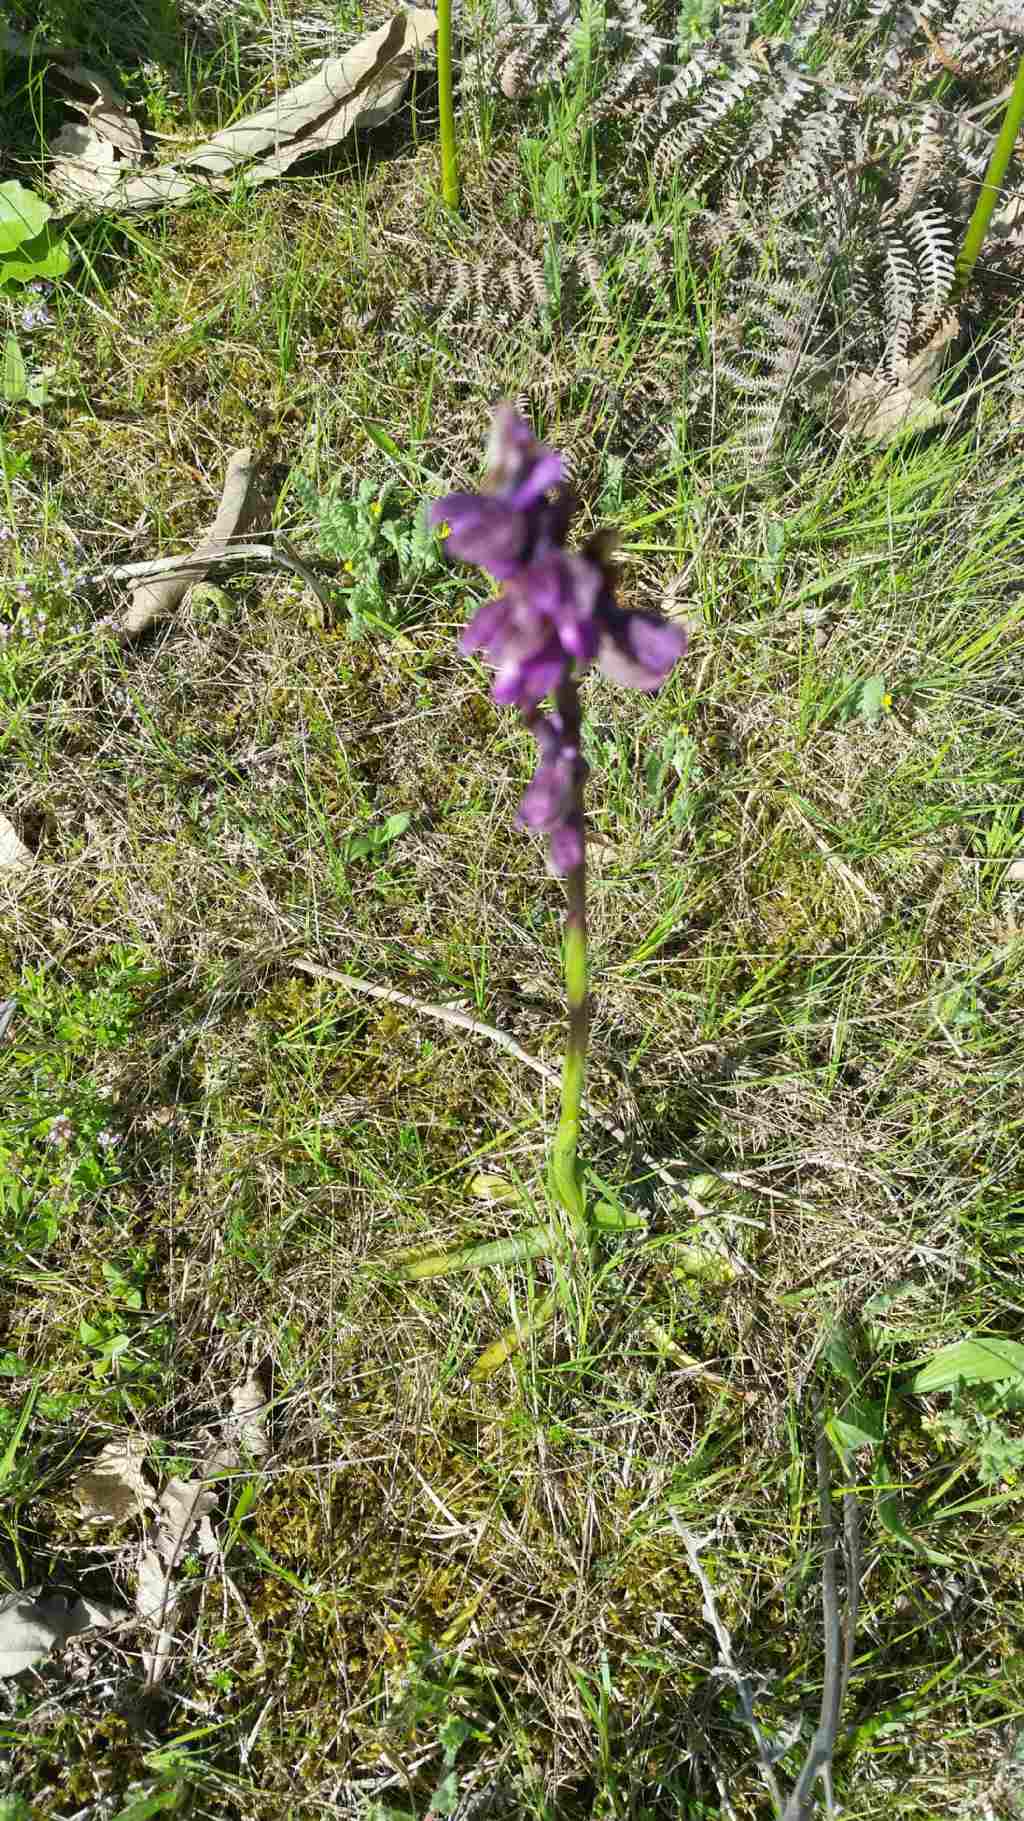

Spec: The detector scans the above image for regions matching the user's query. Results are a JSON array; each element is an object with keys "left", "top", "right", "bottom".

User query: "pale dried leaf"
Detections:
[
  {"left": 125, "top": 447, "right": 264, "bottom": 635},
  {"left": 49, "top": 123, "right": 121, "bottom": 206},
  {"left": 195, "top": 1513, "right": 218, "bottom": 1557},
  {"left": 183, "top": 10, "right": 437, "bottom": 184},
  {"left": 53, "top": 164, "right": 209, "bottom": 213},
  {"left": 229, "top": 1369, "right": 270, "bottom": 1462},
  {"left": 843, "top": 373, "right": 951, "bottom": 444},
  {"left": 0, "top": 815, "right": 31, "bottom": 870},
  {"left": 0, "top": 1587, "right": 119, "bottom": 1677},
  {"left": 155, "top": 1477, "right": 218, "bottom": 1566},
  {"left": 73, "top": 1438, "right": 153, "bottom": 1524},
  {"left": 899, "top": 313, "right": 960, "bottom": 393},
  {"left": 48, "top": 55, "right": 143, "bottom": 156},
  {"left": 843, "top": 316, "right": 958, "bottom": 445},
  {"left": 135, "top": 1544, "right": 179, "bottom": 1684},
  {"left": 43, "top": 10, "right": 437, "bottom": 216},
  {"left": 1007, "top": 859, "right": 1024, "bottom": 881},
  {"left": 67, "top": 1594, "right": 124, "bottom": 1631},
  {"left": 0, "top": 1591, "right": 72, "bottom": 1677}
]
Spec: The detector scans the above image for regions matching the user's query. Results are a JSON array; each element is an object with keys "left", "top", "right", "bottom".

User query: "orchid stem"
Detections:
[
  {"left": 473, "top": 682, "right": 590, "bottom": 1379},
  {"left": 437, "top": 0, "right": 460, "bottom": 211},
  {"left": 549, "top": 678, "right": 589, "bottom": 1249}
]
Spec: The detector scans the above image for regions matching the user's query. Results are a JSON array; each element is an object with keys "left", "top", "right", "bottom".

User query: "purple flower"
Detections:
[
  {"left": 435, "top": 406, "right": 687, "bottom": 874},
  {"left": 20, "top": 305, "right": 52, "bottom": 333},
  {"left": 516, "top": 713, "right": 586, "bottom": 874},
  {"left": 431, "top": 405, "right": 570, "bottom": 582},
  {"left": 435, "top": 407, "right": 686, "bottom": 707}
]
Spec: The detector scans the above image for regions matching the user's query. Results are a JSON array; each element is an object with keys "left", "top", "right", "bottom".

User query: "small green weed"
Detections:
[{"left": 290, "top": 472, "right": 446, "bottom": 637}]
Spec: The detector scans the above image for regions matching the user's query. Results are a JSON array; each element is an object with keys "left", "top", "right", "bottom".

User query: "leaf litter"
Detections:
[
  {"left": 0, "top": 1589, "right": 121, "bottom": 1679},
  {"left": 42, "top": 10, "right": 438, "bottom": 215},
  {"left": 0, "top": 1369, "right": 272, "bottom": 1683},
  {"left": 135, "top": 1366, "right": 270, "bottom": 1685},
  {"left": 72, "top": 1437, "right": 154, "bottom": 1523},
  {"left": 124, "top": 446, "right": 267, "bottom": 636},
  {"left": 0, "top": 814, "right": 31, "bottom": 870}
]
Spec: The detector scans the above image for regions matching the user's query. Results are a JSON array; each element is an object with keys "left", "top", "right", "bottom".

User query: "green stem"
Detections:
[
  {"left": 437, "top": 0, "right": 459, "bottom": 211},
  {"left": 955, "top": 53, "right": 1024, "bottom": 294},
  {"left": 473, "top": 686, "right": 590, "bottom": 1381},
  {"left": 549, "top": 678, "right": 589, "bottom": 1246}
]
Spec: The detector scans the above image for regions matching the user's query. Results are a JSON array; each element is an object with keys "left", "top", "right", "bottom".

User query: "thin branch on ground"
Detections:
[{"left": 672, "top": 1516, "right": 786, "bottom": 1818}]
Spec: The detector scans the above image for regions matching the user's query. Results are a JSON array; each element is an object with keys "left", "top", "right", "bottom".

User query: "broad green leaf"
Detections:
[
  {"left": 0, "top": 181, "right": 52, "bottom": 256},
  {"left": 828, "top": 1396, "right": 884, "bottom": 1454},
  {"left": 876, "top": 1491, "right": 954, "bottom": 1566},
  {"left": 0, "top": 224, "right": 72, "bottom": 285},
  {"left": 857, "top": 675, "right": 887, "bottom": 724},
  {"left": 2, "top": 334, "right": 27, "bottom": 404},
  {"left": 824, "top": 1324, "right": 861, "bottom": 1388},
  {"left": 109, "top": 1785, "right": 187, "bottom": 1821},
  {"left": 909, "top": 1337, "right": 1024, "bottom": 1394}
]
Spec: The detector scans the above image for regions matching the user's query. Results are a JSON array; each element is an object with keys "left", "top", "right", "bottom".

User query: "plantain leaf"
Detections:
[{"left": 909, "top": 1337, "right": 1024, "bottom": 1394}]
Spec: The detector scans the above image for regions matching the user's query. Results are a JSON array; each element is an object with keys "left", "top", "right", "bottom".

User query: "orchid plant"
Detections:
[{"left": 406, "top": 408, "right": 685, "bottom": 1375}]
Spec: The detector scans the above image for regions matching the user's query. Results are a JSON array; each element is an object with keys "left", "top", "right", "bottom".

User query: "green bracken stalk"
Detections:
[
  {"left": 955, "top": 53, "right": 1024, "bottom": 292},
  {"left": 437, "top": 0, "right": 459, "bottom": 211}
]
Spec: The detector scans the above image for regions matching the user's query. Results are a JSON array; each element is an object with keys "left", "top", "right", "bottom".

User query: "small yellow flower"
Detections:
[
  {"left": 882, "top": 692, "right": 893, "bottom": 709},
  {"left": 436, "top": 519, "right": 451, "bottom": 539},
  {"left": 370, "top": 499, "right": 383, "bottom": 519},
  {"left": 343, "top": 560, "right": 354, "bottom": 573}
]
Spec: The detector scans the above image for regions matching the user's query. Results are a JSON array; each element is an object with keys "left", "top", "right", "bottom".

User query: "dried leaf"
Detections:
[
  {"left": 228, "top": 1369, "right": 270, "bottom": 1462},
  {"left": 586, "top": 833, "right": 618, "bottom": 866},
  {"left": 125, "top": 447, "right": 265, "bottom": 635},
  {"left": 0, "top": 30, "right": 141, "bottom": 156},
  {"left": 136, "top": 1544, "right": 180, "bottom": 1683},
  {"left": 1007, "top": 859, "right": 1024, "bottom": 881},
  {"left": 49, "top": 123, "right": 121, "bottom": 207},
  {"left": 843, "top": 373, "right": 950, "bottom": 444},
  {"left": 0, "top": 1591, "right": 73, "bottom": 1676},
  {"left": 182, "top": 10, "right": 436, "bottom": 185},
  {"left": 842, "top": 316, "right": 959, "bottom": 445},
  {"left": 0, "top": 815, "right": 31, "bottom": 870},
  {"left": 0, "top": 1587, "right": 121, "bottom": 1676},
  {"left": 73, "top": 1438, "right": 153, "bottom": 1524},
  {"left": 67, "top": 1594, "right": 124, "bottom": 1632},
  {"left": 48, "top": 55, "right": 143, "bottom": 156},
  {"left": 154, "top": 1477, "right": 218, "bottom": 1566},
  {"left": 43, "top": 11, "right": 437, "bottom": 216}
]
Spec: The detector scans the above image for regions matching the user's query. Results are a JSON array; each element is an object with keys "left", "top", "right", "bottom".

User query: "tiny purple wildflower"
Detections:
[
  {"left": 20, "top": 305, "right": 52, "bottom": 333},
  {"left": 96, "top": 1128, "right": 120, "bottom": 1151},
  {"left": 47, "top": 1114, "right": 73, "bottom": 1146}
]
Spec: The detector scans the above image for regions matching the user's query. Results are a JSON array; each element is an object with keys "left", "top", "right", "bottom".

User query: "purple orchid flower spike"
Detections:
[
  {"left": 424, "top": 409, "right": 689, "bottom": 1380},
  {"left": 435, "top": 405, "right": 687, "bottom": 872}
]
